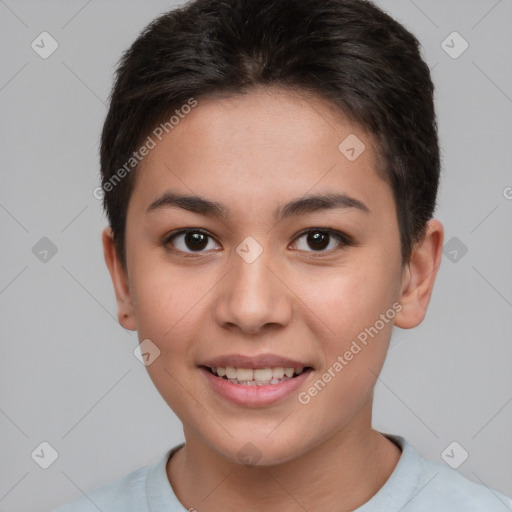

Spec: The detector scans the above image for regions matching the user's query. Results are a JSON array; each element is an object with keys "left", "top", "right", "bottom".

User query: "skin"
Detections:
[{"left": 102, "top": 86, "right": 444, "bottom": 512}]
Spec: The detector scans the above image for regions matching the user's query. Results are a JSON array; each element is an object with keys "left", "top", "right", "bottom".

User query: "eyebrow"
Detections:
[{"left": 146, "top": 191, "right": 370, "bottom": 221}]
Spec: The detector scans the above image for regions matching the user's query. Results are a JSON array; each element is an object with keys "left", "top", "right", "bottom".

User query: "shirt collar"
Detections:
[{"left": 146, "top": 435, "right": 422, "bottom": 512}]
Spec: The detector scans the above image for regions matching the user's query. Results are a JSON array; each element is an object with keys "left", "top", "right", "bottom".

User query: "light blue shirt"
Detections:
[{"left": 54, "top": 435, "right": 512, "bottom": 511}]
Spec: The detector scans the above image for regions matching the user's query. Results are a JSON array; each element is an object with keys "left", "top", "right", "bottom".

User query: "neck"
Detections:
[{"left": 167, "top": 409, "right": 401, "bottom": 512}]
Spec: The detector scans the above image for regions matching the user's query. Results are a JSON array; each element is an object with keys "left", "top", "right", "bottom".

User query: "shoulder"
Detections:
[
  {"left": 416, "top": 456, "right": 512, "bottom": 511},
  {"left": 52, "top": 448, "right": 176, "bottom": 512},
  {"left": 53, "top": 465, "right": 150, "bottom": 512},
  {"left": 387, "top": 435, "right": 512, "bottom": 511}
]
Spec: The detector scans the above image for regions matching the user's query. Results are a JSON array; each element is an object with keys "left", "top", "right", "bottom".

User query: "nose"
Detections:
[{"left": 213, "top": 246, "right": 292, "bottom": 335}]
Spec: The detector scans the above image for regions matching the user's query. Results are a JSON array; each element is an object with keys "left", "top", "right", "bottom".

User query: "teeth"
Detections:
[
  {"left": 210, "top": 365, "right": 307, "bottom": 384},
  {"left": 228, "top": 379, "right": 277, "bottom": 386},
  {"left": 284, "top": 367, "right": 294, "bottom": 378},
  {"left": 254, "top": 368, "right": 273, "bottom": 381},
  {"left": 225, "top": 367, "right": 237, "bottom": 379},
  {"left": 271, "top": 367, "right": 285, "bottom": 379},
  {"left": 236, "top": 368, "right": 254, "bottom": 381}
]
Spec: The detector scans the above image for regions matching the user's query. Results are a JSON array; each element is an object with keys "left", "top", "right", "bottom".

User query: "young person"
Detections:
[{"left": 55, "top": 0, "right": 512, "bottom": 510}]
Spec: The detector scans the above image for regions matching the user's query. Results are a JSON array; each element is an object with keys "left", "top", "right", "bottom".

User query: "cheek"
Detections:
[
  {"left": 299, "top": 263, "right": 399, "bottom": 338},
  {"left": 300, "top": 262, "right": 398, "bottom": 393},
  {"left": 129, "top": 263, "right": 210, "bottom": 352}
]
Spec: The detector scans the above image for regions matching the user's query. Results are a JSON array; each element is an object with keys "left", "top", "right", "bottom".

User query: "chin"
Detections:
[{"left": 205, "top": 430, "right": 314, "bottom": 468}]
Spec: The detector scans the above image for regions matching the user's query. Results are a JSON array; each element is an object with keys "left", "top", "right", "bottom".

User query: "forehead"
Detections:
[{"left": 130, "top": 87, "right": 392, "bottom": 220}]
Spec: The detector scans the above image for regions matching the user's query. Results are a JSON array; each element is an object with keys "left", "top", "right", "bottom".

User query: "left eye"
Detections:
[
  {"left": 164, "top": 229, "right": 220, "bottom": 253},
  {"left": 291, "top": 229, "right": 350, "bottom": 253}
]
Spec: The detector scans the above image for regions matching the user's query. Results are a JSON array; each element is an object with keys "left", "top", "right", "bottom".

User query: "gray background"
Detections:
[{"left": 1, "top": 0, "right": 511, "bottom": 510}]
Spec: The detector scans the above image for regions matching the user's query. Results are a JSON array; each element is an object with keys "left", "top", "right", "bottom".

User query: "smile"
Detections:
[
  {"left": 204, "top": 365, "right": 311, "bottom": 386},
  {"left": 200, "top": 365, "right": 314, "bottom": 407}
]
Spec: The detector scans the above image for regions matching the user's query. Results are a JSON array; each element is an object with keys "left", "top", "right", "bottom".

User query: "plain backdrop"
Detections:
[{"left": 0, "top": 1, "right": 511, "bottom": 510}]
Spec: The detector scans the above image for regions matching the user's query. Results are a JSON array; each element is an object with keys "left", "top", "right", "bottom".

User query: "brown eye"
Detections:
[
  {"left": 164, "top": 229, "right": 220, "bottom": 253},
  {"left": 292, "top": 229, "right": 351, "bottom": 254},
  {"left": 306, "top": 231, "right": 330, "bottom": 251}
]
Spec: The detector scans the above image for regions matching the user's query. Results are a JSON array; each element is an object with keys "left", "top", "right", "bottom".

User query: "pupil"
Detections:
[
  {"left": 308, "top": 231, "right": 329, "bottom": 251},
  {"left": 186, "top": 232, "right": 208, "bottom": 251}
]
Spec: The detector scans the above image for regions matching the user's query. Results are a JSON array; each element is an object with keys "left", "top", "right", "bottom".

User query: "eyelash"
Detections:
[{"left": 162, "top": 228, "right": 353, "bottom": 257}]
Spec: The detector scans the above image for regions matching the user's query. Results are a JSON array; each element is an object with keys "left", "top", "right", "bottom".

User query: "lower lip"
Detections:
[{"left": 200, "top": 367, "right": 312, "bottom": 407}]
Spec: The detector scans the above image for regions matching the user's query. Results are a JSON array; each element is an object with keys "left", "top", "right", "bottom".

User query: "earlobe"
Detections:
[
  {"left": 101, "top": 227, "right": 137, "bottom": 331},
  {"left": 394, "top": 219, "right": 444, "bottom": 329}
]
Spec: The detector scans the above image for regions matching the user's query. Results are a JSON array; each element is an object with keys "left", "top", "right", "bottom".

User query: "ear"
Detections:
[
  {"left": 394, "top": 219, "right": 444, "bottom": 329},
  {"left": 101, "top": 227, "right": 137, "bottom": 331}
]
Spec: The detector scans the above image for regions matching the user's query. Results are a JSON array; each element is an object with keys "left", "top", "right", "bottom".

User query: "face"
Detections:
[{"left": 104, "top": 87, "right": 434, "bottom": 466}]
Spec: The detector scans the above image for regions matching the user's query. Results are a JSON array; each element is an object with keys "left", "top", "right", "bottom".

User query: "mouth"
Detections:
[{"left": 200, "top": 365, "right": 314, "bottom": 386}]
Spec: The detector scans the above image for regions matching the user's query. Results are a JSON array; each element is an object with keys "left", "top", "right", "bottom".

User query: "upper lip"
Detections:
[{"left": 200, "top": 354, "right": 312, "bottom": 369}]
